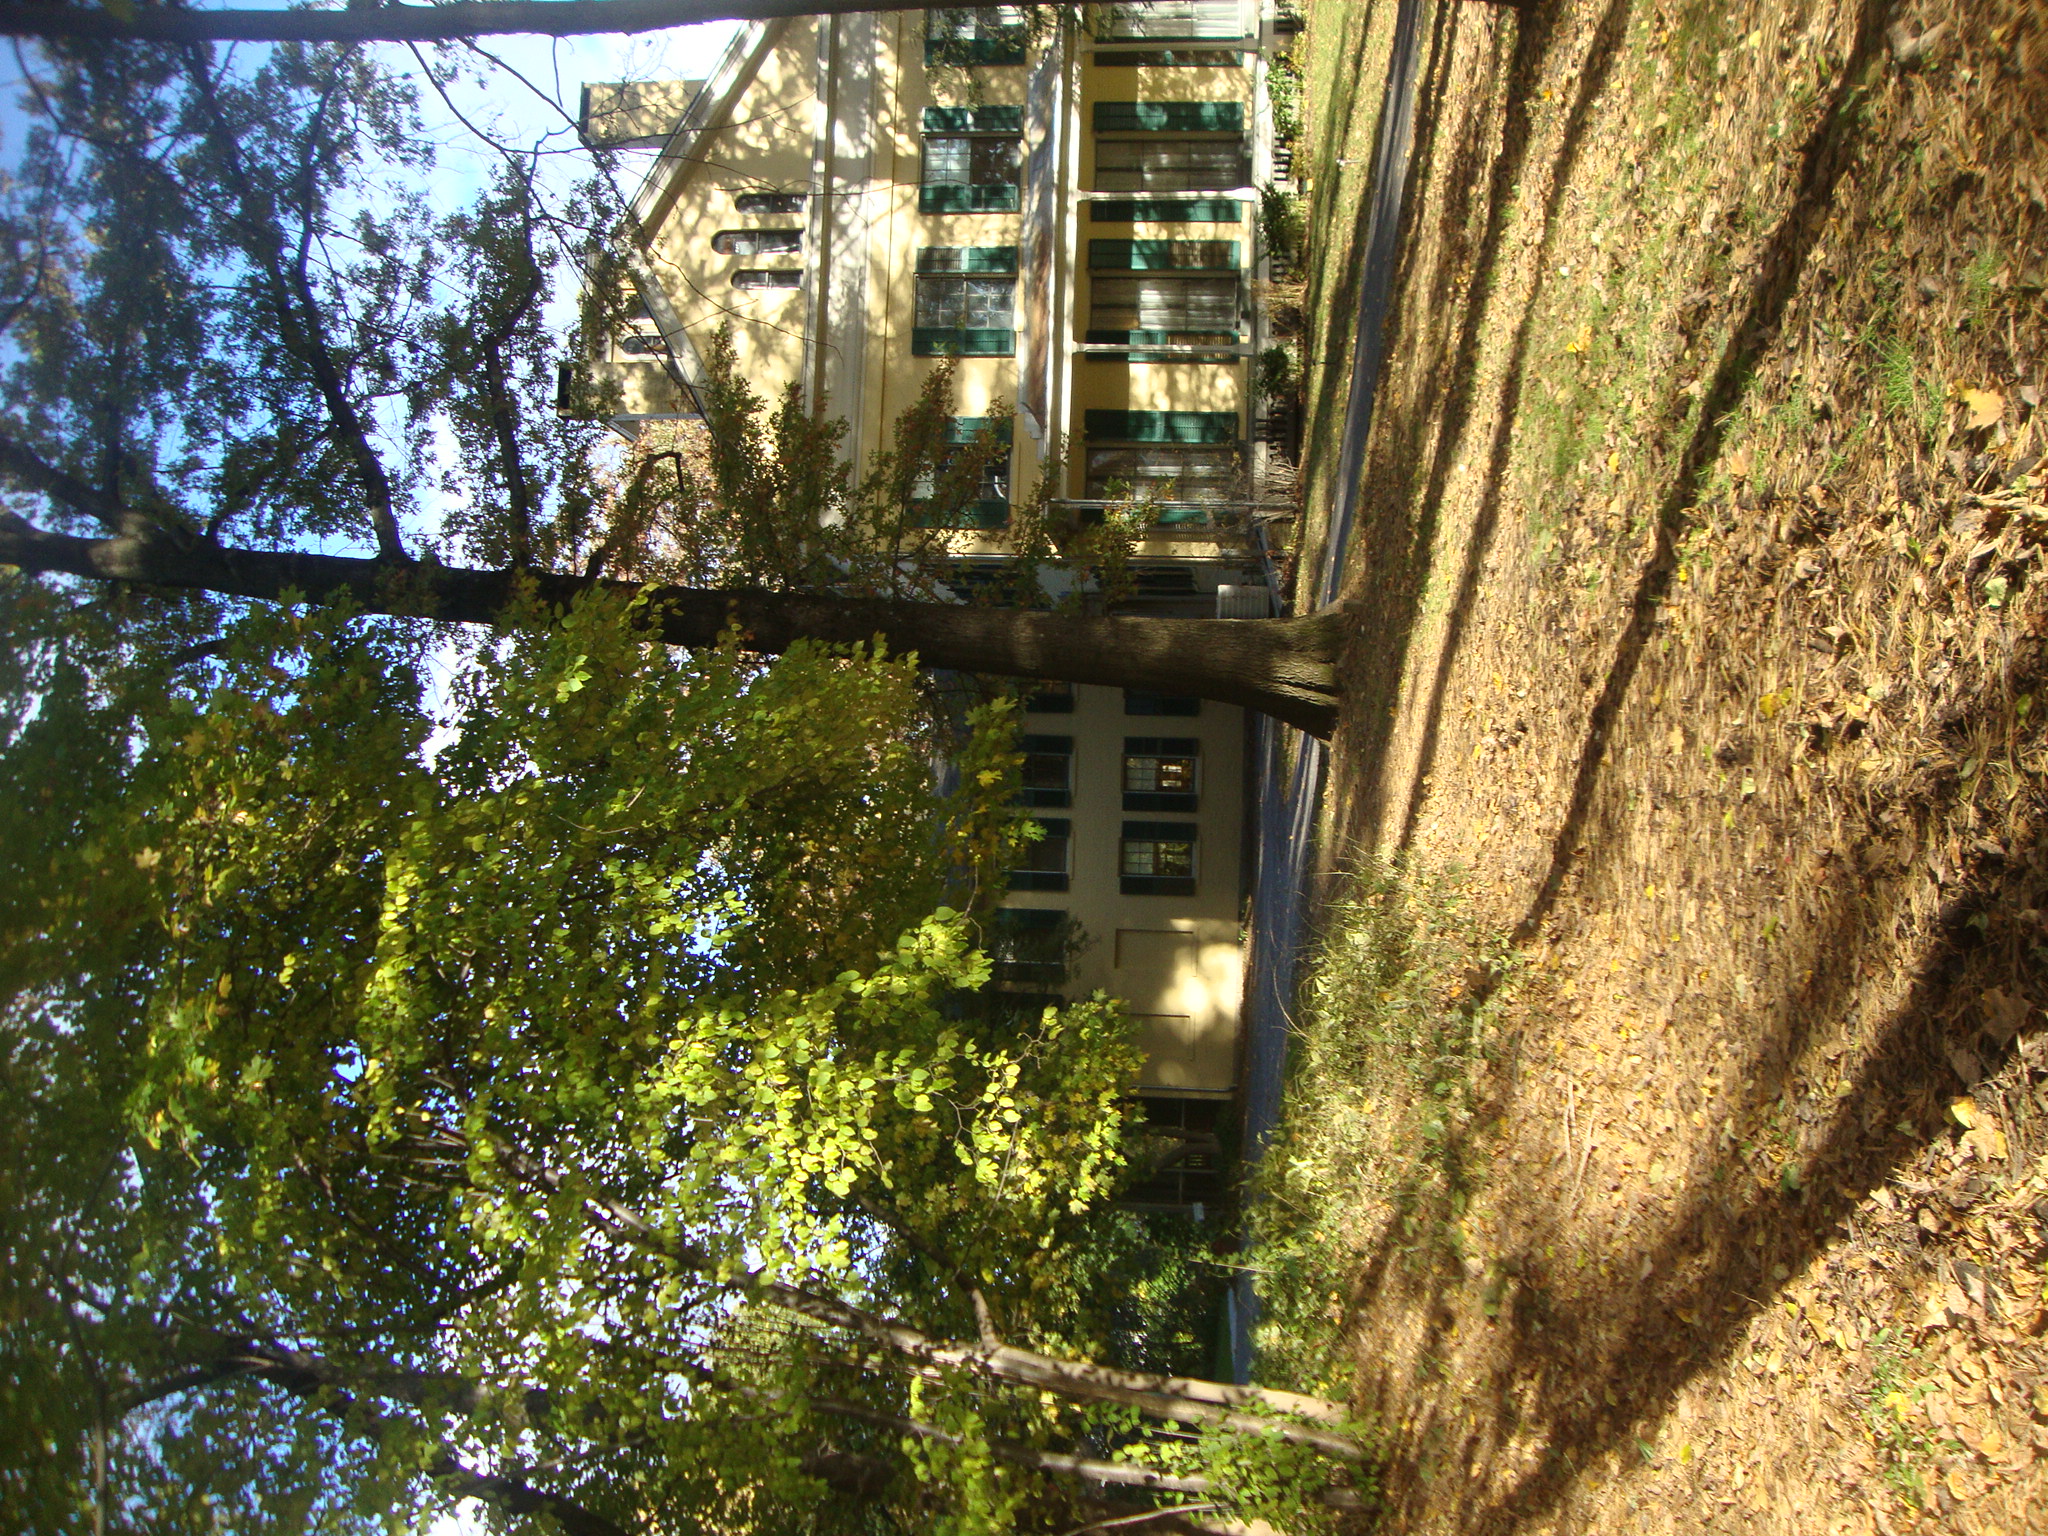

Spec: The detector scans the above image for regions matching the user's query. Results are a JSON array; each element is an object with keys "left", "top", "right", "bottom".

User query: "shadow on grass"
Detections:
[
  {"left": 1316, "top": 3, "right": 2044, "bottom": 1521},
  {"left": 1386, "top": 0, "right": 1638, "bottom": 855},
  {"left": 1297, "top": 0, "right": 1400, "bottom": 587},
  {"left": 1325, "top": 0, "right": 1563, "bottom": 845},
  {"left": 1360, "top": 795, "right": 2047, "bottom": 1528}
]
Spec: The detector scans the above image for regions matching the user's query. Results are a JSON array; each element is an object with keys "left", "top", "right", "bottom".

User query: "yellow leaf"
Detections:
[
  {"left": 1959, "top": 388, "right": 2004, "bottom": 429},
  {"left": 1949, "top": 1095, "right": 1979, "bottom": 1129}
]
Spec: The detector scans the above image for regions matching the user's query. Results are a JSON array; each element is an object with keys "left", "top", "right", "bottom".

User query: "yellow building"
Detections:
[{"left": 583, "top": 4, "right": 1293, "bottom": 1198}]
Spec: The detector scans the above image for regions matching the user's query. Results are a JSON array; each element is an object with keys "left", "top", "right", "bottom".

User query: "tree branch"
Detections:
[
  {"left": 473, "top": 1134, "right": 1365, "bottom": 1459},
  {"left": 0, "top": 428, "right": 132, "bottom": 534},
  {"left": 0, "top": 0, "right": 1061, "bottom": 46},
  {"left": 179, "top": 53, "right": 410, "bottom": 564},
  {"left": 124, "top": 1340, "right": 629, "bottom": 1536}
]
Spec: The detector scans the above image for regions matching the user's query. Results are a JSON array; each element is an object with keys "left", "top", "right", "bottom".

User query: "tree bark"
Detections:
[
  {"left": 0, "top": 519, "right": 1342, "bottom": 735},
  {"left": 0, "top": 0, "right": 1059, "bottom": 46}
]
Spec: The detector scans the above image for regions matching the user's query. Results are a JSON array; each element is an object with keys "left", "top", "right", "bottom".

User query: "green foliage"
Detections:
[
  {"left": 1256, "top": 344, "right": 1298, "bottom": 409},
  {"left": 1266, "top": 46, "right": 1304, "bottom": 145},
  {"left": 0, "top": 586, "right": 1154, "bottom": 1532},
  {"left": 1026, "top": 1211, "right": 1232, "bottom": 1380},
  {"left": 1249, "top": 860, "right": 1516, "bottom": 1397},
  {"left": 1259, "top": 183, "right": 1305, "bottom": 265}
]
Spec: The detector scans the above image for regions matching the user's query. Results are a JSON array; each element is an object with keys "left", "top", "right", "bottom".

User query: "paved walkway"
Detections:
[{"left": 1228, "top": 0, "right": 1429, "bottom": 1384}]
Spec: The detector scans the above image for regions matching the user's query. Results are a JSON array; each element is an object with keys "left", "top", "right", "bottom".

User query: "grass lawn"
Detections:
[{"left": 1255, "top": 1, "right": 2048, "bottom": 1530}]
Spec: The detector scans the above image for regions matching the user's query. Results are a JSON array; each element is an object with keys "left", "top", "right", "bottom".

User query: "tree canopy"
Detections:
[{"left": 1, "top": 589, "right": 1364, "bottom": 1534}]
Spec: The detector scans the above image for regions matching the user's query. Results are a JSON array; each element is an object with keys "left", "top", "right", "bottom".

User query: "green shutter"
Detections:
[
  {"left": 1087, "top": 238, "right": 1239, "bottom": 270},
  {"left": 919, "top": 184, "right": 1021, "bottom": 214},
  {"left": 1084, "top": 410, "right": 1238, "bottom": 443},
  {"left": 922, "top": 105, "right": 1025, "bottom": 133},
  {"left": 927, "top": 36, "right": 1027, "bottom": 66},
  {"left": 1092, "top": 101, "right": 1244, "bottom": 133},
  {"left": 1122, "top": 820, "right": 1199, "bottom": 841},
  {"left": 912, "top": 328, "right": 1016, "bottom": 357},
  {"left": 1089, "top": 198, "right": 1243, "bottom": 223},
  {"left": 916, "top": 246, "right": 1019, "bottom": 273},
  {"left": 943, "top": 416, "right": 1015, "bottom": 445}
]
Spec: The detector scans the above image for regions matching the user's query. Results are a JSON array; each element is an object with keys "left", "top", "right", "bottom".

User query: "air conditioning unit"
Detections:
[{"left": 1215, "top": 584, "right": 1273, "bottom": 619}]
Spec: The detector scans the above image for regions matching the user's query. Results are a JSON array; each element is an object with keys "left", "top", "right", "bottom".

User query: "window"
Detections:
[
  {"left": 1012, "top": 817, "right": 1071, "bottom": 892},
  {"left": 913, "top": 247, "right": 1017, "bottom": 356},
  {"left": 614, "top": 332, "right": 667, "bottom": 356},
  {"left": 1125, "top": 689, "right": 1201, "bottom": 716},
  {"left": 733, "top": 269, "right": 802, "bottom": 290},
  {"left": 1121, "top": 820, "right": 1196, "bottom": 895},
  {"left": 910, "top": 417, "right": 1012, "bottom": 529},
  {"left": 1094, "top": 138, "right": 1250, "bottom": 192},
  {"left": 1093, "top": 0, "right": 1247, "bottom": 40},
  {"left": 711, "top": 229, "right": 802, "bottom": 256},
  {"left": 1019, "top": 735, "right": 1074, "bottom": 808},
  {"left": 1089, "top": 239, "right": 1239, "bottom": 271},
  {"left": 1085, "top": 410, "right": 1241, "bottom": 520},
  {"left": 1088, "top": 275, "right": 1239, "bottom": 344},
  {"left": 927, "top": 6, "right": 1027, "bottom": 65},
  {"left": 987, "top": 907, "right": 1073, "bottom": 986},
  {"left": 922, "top": 136, "right": 1022, "bottom": 212},
  {"left": 1087, "top": 244, "right": 1240, "bottom": 351},
  {"left": 1085, "top": 443, "right": 1240, "bottom": 511},
  {"left": 1124, "top": 736, "right": 1199, "bottom": 811},
  {"left": 921, "top": 106, "right": 1022, "bottom": 213},
  {"left": 1024, "top": 680, "right": 1074, "bottom": 713},
  {"left": 734, "top": 192, "right": 806, "bottom": 214}
]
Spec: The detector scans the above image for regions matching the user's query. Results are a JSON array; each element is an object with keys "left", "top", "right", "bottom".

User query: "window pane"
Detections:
[
  {"left": 916, "top": 277, "right": 966, "bottom": 327},
  {"left": 972, "top": 137, "right": 1021, "bottom": 183},
  {"left": 963, "top": 277, "right": 1015, "bottom": 328},
  {"left": 1085, "top": 445, "right": 1238, "bottom": 503},
  {"left": 734, "top": 192, "right": 806, "bottom": 214},
  {"left": 924, "top": 138, "right": 973, "bottom": 185},
  {"left": 1090, "top": 275, "right": 1238, "bottom": 332},
  {"left": 1124, "top": 754, "right": 1197, "bottom": 792},
  {"left": 734, "top": 269, "right": 801, "bottom": 289},
  {"left": 1121, "top": 838, "right": 1193, "bottom": 877},
  {"left": 1094, "top": 138, "right": 1249, "bottom": 192},
  {"left": 712, "top": 228, "right": 803, "bottom": 256}
]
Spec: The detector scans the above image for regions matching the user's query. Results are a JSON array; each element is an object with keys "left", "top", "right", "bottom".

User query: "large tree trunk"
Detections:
[
  {"left": 0, "top": 521, "right": 1342, "bottom": 736},
  {"left": 0, "top": 0, "right": 1057, "bottom": 46}
]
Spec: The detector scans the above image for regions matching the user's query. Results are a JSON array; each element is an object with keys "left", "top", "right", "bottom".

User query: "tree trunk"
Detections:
[
  {"left": 0, "top": 521, "right": 1342, "bottom": 735},
  {"left": 0, "top": 0, "right": 1059, "bottom": 46}
]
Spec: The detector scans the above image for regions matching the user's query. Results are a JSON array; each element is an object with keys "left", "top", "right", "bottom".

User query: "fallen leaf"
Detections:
[
  {"left": 1967, "top": 1122, "right": 2008, "bottom": 1161},
  {"left": 1950, "top": 1096, "right": 1980, "bottom": 1129},
  {"left": 1981, "top": 988, "right": 2030, "bottom": 1042},
  {"left": 1959, "top": 388, "right": 2005, "bottom": 429},
  {"left": 1949, "top": 1043, "right": 1985, "bottom": 1085}
]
